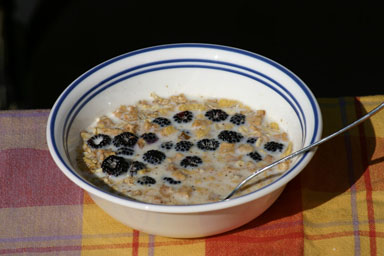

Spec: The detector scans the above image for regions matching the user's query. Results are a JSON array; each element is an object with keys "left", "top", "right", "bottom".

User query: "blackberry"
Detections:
[
  {"left": 230, "top": 113, "right": 246, "bottom": 125},
  {"left": 218, "top": 130, "right": 244, "bottom": 143},
  {"left": 128, "top": 161, "right": 147, "bottom": 176},
  {"left": 116, "top": 147, "right": 134, "bottom": 156},
  {"left": 163, "top": 177, "right": 181, "bottom": 185},
  {"left": 101, "top": 155, "right": 129, "bottom": 176},
  {"left": 143, "top": 150, "right": 166, "bottom": 165},
  {"left": 180, "top": 156, "right": 203, "bottom": 168},
  {"left": 161, "top": 141, "right": 173, "bottom": 150},
  {"left": 246, "top": 137, "right": 258, "bottom": 144},
  {"left": 173, "top": 111, "right": 193, "bottom": 123},
  {"left": 137, "top": 176, "right": 156, "bottom": 185},
  {"left": 205, "top": 109, "right": 229, "bottom": 122},
  {"left": 113, "top": 132, "right": 138, "bottom": 148},
  {"left": 248, "top": 151, "right": 262, "bottom": 162},
  {"left": 141, "top": 133, "right": 159, "bottom": 144},
  {"left": 152, "top": 117, "right": 171, "bottom": 127},
  {"left": 87, "top": 134, "right": 111, "bottom": 149},
  {"left": 197, "top": 138, "right": 220, "bottom": 151},
  {"left": 175, "top": 141, "right": 193, "bottom": 152},
  {"left": 264, "top": 141, "right": 284, "bottom": 152}
]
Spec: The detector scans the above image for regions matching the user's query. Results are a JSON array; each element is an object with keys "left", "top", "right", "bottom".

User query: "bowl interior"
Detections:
[{"left": 48, "top": 44, "right": 322, "bottom": 210}]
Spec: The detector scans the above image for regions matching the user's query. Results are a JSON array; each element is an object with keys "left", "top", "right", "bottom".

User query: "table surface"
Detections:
[{"left": 1, "top": 95, "right": 383, "bottom": 255}]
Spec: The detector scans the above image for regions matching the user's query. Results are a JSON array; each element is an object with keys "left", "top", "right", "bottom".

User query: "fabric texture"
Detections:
[{"left": 0, "top": 96, "right": 383, "bottom": 255}]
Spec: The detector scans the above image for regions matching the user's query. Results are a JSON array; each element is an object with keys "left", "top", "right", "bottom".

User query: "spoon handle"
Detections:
[{"left": 223, "top": 102, "right": 384, "bottom": 200}]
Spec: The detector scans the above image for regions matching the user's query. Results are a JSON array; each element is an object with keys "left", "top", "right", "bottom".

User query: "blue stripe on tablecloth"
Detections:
[
  {"left": 339, "top": 97, "right": 361, "bottom": 254},
  {"left": 148, "top": 234, "right": 155, "bottom": 256},
  {"left": 0, "top": 232, "right": 136, "bottom": 243},
  {"left": 0, "top": 111, "right": 49, "bottom": 118}
]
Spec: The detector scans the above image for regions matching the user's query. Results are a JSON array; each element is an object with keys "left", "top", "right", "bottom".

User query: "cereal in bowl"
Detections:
[{"left": 79, "top": 93, "right": 292, "bottom": 205}]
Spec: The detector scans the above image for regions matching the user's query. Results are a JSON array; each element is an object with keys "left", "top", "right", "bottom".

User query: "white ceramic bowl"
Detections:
[{"left": 46, "top": 43, "right": 322, "bottom": 238}]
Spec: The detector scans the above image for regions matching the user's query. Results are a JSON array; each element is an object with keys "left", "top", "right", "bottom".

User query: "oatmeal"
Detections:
[{"left": 79, "top": 93, "right": 292, "bottom": 205}]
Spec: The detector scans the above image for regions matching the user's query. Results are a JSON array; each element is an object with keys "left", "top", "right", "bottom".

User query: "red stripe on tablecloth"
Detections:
[
  {"left": 132, "top": 230, "right": 140, "bottom": 256},
  {"left": 216, "top": 231, "right": 304, "bottom": 243},
  {"left": 305, "top": 230, "right": 384, "bottom": 240},
  {"left": 355, "top": 97, "right": 377, "bottom": 256}
]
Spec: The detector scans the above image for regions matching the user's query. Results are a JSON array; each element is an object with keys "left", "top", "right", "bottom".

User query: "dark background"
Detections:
[{"left": 2, "top": 1, "right": 383, "bottom": 109}]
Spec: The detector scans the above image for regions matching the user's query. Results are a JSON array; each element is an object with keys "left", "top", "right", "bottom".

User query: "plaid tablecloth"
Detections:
[{"left": 1, "top": 95, "right": 383, "bottom": 255}]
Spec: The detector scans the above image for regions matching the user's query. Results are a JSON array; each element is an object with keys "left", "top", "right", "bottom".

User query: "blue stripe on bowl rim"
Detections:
[
  {"left": 63, "top": 62, "right": 307, "bottom": 148},
  {"left": 62, "top": 58, "right": 308, "bottom": 146},
  {"left": 49, "top": 43, "right": 321, "bottom": 206}
]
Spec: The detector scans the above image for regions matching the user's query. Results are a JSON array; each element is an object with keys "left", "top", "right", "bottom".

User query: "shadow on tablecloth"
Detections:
[{"left": 223, "top": 98, "right": 379, "bottom": 235}]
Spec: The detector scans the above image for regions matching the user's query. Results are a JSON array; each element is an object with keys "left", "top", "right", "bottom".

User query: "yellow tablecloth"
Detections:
[{"left": 1, "top": 95, "right": 383, "bottom": 255}]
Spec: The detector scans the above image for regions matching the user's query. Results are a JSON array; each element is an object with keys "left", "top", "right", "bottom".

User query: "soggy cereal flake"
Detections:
[
  {"left": 218, "top": 99, "right": 239, "bottom": 107},
  {"left": 161, "top": 126, "right": 178, "bottom": 136}
]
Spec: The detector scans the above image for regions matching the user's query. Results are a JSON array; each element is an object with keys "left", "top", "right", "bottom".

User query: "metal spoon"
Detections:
[{"left": 223, "top": 101, "right": 384, "bottom": 201}]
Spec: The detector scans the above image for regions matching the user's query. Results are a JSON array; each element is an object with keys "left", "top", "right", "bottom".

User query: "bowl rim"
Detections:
[{"left": 46, "top": 43, "right": 323, "bottom": 213}]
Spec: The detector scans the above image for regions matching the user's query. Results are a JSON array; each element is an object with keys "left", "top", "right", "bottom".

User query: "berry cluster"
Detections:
[
  {"left": 180, "top": 156, "right": 203, "bottom": 168},
  {"left": 87, "top": 134, "right": 111, "bottom": 149},
  {"left": 246, "top": 137, "right": 258, "bottom": 144},
  {"left": 175, "top": 141, "right": 194, "bottom": 152},
  {"left": 141, "top": 133, "right": 159, "bottom": 144},
  {"left": 101, "top": 155, "right": 129, "bottom": 176},
  {"left": 264, "top": 141, "right": 284, "bottom": 152},
  {"left": 152, "top": 117, "right": 171, "bottom": 127},
  {"left": 163, "top": 177, "right": 181, "bottom": 185},
  {"left": 197, "top": 138, "right": 220, "bottom": 151},
  {"left": 218, "top": 130, "right": 244, "bottom": 143},
  {"left": 248, "top": 151, "right": 262, "bottom": 162},
  {"left": 205, "top": 109, "right": 229, "bottom": 122},
  {"left": 173, "top": 111, "right": 193, "bottom": 123},
  {"left": 161, "top": 141, "right": 173, "bottom": 150},
  {"left": 116, "top": 147, "right": 134, "bottom": 156},
  {"left": 129, "top": 161, "right": 146, "bottom": 174},
  {"left": 137, "top": 176, "right": 156, "bottom": 185},
  {"left": 143, "top": 150, "right": 166, "bottom": 165},
  {"left": 113, "top": 132, "right": 138, "bottom": 148},
  {"left": 230, "top": 113, "right": 246, "bottom": 125}
]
